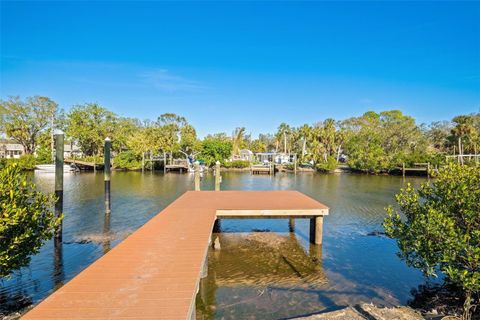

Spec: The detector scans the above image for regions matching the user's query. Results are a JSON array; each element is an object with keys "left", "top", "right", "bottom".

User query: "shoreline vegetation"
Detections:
[{"left": 1, "top": 96, "right": 479, "bottom": 174}]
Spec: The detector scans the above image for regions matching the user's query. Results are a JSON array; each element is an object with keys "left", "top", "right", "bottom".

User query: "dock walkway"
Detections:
[{"left": 23, "top": 191, "right": 328, "bottom": 320}]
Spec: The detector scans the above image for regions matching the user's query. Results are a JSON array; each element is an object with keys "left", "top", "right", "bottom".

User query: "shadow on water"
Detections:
[{"left": 1, "top": 171, "right": 434, "bottom": 317}]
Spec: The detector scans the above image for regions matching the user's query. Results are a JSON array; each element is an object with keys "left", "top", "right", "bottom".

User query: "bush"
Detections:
[
  {"left": 346, "top": 144, "right": 391, "bottom": 173},
  {"left": 316, "top": 156, "right": 338, "bottom": 172},
  {"left": 222, "top": 160, "right": 250, "bottom": 169},
  {"left": 1, "top": 155, "right": 38, "bottom": 171},
  {"left": 0, "top": 163, "right": 61, "bottom": 278},
  {"left": 113, "top": 151, "right": 142, "bottom": 170},
  {"left": 384, "top": 163, "right": 480, "bottom": 319}
]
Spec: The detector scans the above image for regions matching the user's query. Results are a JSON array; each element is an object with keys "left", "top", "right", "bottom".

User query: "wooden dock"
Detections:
[
  {"left": 165, "top": 159, "right": 190, "bottom": 173},
  {"left": 400, "top": 162, "right": 431, "bottom": 176},
  {"left": 23, "top": 191, "right": 328, "bottom": 320},
  {"left": 250, "top": 163, "right": 275, "bottom": 175},
  {"left": 64, "top": 159, "right": 103, "bottom": 171}
]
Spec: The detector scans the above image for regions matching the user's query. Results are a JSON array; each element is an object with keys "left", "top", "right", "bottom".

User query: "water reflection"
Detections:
[
  {"left": 52, "top": 238, "right": 64, "bottom": 290},
  {"left": 0, "top": 171, "right": 430, "bottom": 316},
  {"left": 102, "top": 212, "right": 111, "bottom": 254}
]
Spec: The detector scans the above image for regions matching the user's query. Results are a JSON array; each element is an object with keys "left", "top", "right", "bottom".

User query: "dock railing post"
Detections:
[
  {"left": 54, "top": 130, "right": 64, "bottom": 241},
  {"left": 402, "top": 162, "right": 405, "bottom": 177},
  {"left": 215, "top": 161, "right": 221, "bottom": 191},
  {"left": 104, "top": 137, "right": 111, "bottom": 214},
  {"left": 194, "top": 161, "right": 200, "bottom": 191}
]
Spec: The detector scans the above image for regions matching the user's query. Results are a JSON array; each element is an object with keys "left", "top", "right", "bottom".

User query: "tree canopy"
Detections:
[{"left": 0, "top": 96, "right": 58, "bottom": 154}]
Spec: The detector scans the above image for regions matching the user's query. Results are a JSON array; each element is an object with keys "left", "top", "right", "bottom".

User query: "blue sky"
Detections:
[{"left": 1, "top": 1, "right": 479, "bottom": 137}]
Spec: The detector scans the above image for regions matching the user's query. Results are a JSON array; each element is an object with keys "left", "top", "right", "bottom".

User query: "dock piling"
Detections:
[
  {"left": 54, "top": 130, "right": 64, "bottom": 241},
  {"left": 215, "top": 161, "right": 221, "bottom": 191},
  {"left": 309, "top": 216, "right": 323, "bottom": 245},
  {"left": 194, "top": 161, "right": 200, "bottom": 191},
  {"left": 104, "top": 137, "right": 111, "bottom": 214}
]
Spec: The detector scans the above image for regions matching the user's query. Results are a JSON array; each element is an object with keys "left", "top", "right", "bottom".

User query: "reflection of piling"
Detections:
[
  {"left": 194, "top": 161, "right": 200, "bottom": 191},
  {"left": 104, "top": 137, "right": 111, "bottom": 214},
  {"left": 53, "top": 236, "right": 64, "bottom": 289},
  {"left": 103, "top": 211, "right": 111, "bottom": 254},
  {"left": 54, "top": 131, "right": 64, "bottom": 241},
  {"left": 309, "top": 242, "right": 323, "bottom": 266},
  {"left": 214, "top": 161, "right": 221, "bottom": 191}
]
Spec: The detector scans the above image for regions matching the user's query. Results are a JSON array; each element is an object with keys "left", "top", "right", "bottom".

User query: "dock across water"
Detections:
[{"left": 23, "top": 190, "right": 329, "bottom": 320}]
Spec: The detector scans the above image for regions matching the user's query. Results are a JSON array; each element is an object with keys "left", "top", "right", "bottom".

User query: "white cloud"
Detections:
[{"left": 139, "top": 69, "right": 205, "bottom": 92}]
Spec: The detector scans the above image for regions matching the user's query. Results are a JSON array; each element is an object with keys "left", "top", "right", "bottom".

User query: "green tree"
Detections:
[
  {"left": 200, "top": 135, "right": 233, "bottom": 165},
  {"left": 0, "top": 164, "right": 62, "bottom": 277},
  {"left": 66, "top": 103, "right": 117, "bottom": 157},
  {"left": 249, "top": 139, "right": 267, "bottom": 153},
  {"left": 384, "top": 163, "right": 480, "bottom": 319},
  {"left": 179, "top": 124, "right": 200, "bottom": 160},
  {"left": 343, "top": 110, "right": 427, "bottom": 172},
  {"left": 451, "top": 114, "right": 480, "bottom": 157},
  {"left": 428, "top": 120, "right": 453, "bottom": 153},
  {"left": 156, "top": 113, "right": 188, "bottom": 162},
  {"left": 0, "top": 96, "right": 58, "bottom": 154}
]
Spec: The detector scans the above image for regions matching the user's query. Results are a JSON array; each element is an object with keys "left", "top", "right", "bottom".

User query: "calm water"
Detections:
[{"left": 0, "top": 171, "right": 431, "bottom": 318}]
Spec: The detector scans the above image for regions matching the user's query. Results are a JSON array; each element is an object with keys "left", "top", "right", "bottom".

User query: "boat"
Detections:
[{"left": 35, "top": 164, "right": 78, "bottom": 173}]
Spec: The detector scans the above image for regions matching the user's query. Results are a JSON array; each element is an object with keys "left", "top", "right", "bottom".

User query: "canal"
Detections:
[{"left": 0, "top": 171, "right": 432, "bottom": 319}]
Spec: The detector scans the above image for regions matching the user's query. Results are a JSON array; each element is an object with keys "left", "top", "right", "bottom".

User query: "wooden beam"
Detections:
[{"left": 216, "top": 208, "right": 328, "bottom": 218}]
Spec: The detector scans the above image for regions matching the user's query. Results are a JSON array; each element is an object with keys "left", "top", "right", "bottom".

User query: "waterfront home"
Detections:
[{"left": 0, "top": 139, "right": 24, "bottom": 158}]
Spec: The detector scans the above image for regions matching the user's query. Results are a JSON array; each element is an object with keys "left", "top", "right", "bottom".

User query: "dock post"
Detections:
[
  {"left": 402, "top": 162, "right": 405, "bottom": 177},
  {"left": 294, "top": 155, "right": 297, "bottom": 175},
  {"left": 288, "top": 218, "right": 295, "bottom": 232},
  {"left": 54, "top": 130, "right": 64, "bottom": 241},
  {"left": 215, "top": 161, "right": 221, "bottom": 191},
  {"left": 142, "top": 152, "right": 145, "bottom": 173},
  {"left": 104, "top": 137, "right": 111, "bottom": 214},
  {"left": 427, "top": 162, "right": 430, "bottom": 177},
  {"left": 163, "top": 152, "right": 166, "bottom": 173},
  {"left": 194, "top": 161, "right": 200, "bottom": 191},
  {"left": 309, "top": 216, "right": 323, "bottom": 245}
]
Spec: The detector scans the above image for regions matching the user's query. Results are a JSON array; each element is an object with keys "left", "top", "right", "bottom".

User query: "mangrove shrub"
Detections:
[
  {"left": 0, "top": 164, "right": 61, "bottom": 278},
  {"left": 384, "top": 163, "right": 480, "bottom": 319}
]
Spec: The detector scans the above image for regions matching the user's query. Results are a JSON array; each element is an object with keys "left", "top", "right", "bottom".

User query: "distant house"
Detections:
[
  {"left": 0, "top": 139, "right": 25, "bottom": 159},
  {"left": 232, "top": 149, "right": 254, "bottom": 162},
  {"left": 255, "top": 152, "right": 296, "bottom": 164},
  {"left": 63, "top": 142, "right": 83, "bottom": 158}
]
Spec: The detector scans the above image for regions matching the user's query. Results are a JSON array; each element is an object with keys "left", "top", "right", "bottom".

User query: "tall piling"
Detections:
[
  {"left": 215, "top": 161, "right": 221, "bottom": 191},
  {"left": 104, "top": 137, "right": 111, "bottom": 214},
  {"left": 194, "top": 161, "right": 201, "bottom": 191},
  {"left": 54, "top": 131, "right": 64, "bottom": 241}
]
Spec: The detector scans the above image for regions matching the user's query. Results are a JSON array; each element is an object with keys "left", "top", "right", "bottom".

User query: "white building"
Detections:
[{"left": 0, "top": 140, "right": 25, "bottom": 159}]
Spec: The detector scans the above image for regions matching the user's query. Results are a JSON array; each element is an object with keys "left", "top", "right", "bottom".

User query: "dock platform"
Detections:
[{"left": 23, "top": 191, "right": 328, "bottom": 320}]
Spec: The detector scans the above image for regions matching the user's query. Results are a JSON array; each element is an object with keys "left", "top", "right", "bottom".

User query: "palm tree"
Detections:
[
  {"left": 276, "top": 123, "right": 291, "bottom": 154},
  {"left": 232, "top": 127, "right": 246, "bottom": 156},
  {"left": 298, "top": 124, "right": 311, "bottom": 160}
]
